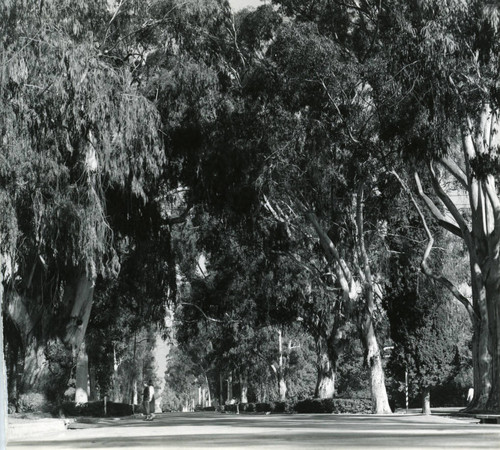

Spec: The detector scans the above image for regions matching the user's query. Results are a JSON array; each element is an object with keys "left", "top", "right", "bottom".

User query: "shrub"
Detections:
[
  {"left": 294, "top": 398, "right": 372, "bottom": 414},
  {"left": 60, "top": 401, "right": 133, "bottom": 417},
  {"left": 17, "top": 392, "right": 48, "bottom": 413},
  {"left": 270, "top": 401, "right": 294, "bottom": 413},
  {"left": 240, "top": 402, "right": 255, "bottom": 412},
  {"left": 107, "top": 401, "right": 133, "bottom": 416},
  {"left": 255, "top": 403, "right": 271, "bottom": 413}
]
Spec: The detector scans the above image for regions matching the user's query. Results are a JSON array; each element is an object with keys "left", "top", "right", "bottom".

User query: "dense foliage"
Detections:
[{"left": 6, "top": 0, "right": 500, "bottom": 423}]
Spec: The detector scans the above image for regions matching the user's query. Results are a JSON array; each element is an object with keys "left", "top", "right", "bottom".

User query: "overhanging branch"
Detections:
[
  {"left": 392, "top": 171, "right": 477, "bottom": 322},
  {"left": 483, "top": 177, "right": 500, "bottom": 228},
  {"left": 428, "top": 162, "right": 470, "bottom": 235},
  {"left": 440, "top": 156, "right": 468, "bottom": 189},
  {"left": 306, "top": 211, "right": 357, "bottom": 302},
  {"left": 414, "top": 172, "right": 463, "bottom": 238}
]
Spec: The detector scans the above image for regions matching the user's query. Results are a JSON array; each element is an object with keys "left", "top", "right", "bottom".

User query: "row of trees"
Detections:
[{"left": 1, "top": 0, "right": 499, "bottom": 433}]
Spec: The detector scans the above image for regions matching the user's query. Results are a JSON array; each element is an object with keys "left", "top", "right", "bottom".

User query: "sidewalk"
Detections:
[{"left": 7, "top": 417, "right": 68, "bottom": 442}]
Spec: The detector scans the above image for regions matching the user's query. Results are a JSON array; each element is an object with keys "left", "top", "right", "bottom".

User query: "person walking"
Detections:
[
  {"left": 148, "top": 380, "right": 156, "bottom": 421},
  {"left": 143, "top": 382, "right": 151, "bottom": 420}
]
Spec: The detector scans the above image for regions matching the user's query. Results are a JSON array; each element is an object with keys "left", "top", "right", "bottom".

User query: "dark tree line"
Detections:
[{"left": 2, "top": 2, "right": 499, "bottom": 440}]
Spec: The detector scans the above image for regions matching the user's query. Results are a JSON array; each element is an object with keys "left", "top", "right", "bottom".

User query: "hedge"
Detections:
[
  {"left": 60, "top": 401, "right": 133, "bottom": 417},
  {"left": 194, "top": 398, "right": 373, "bottom": 415},
  {"left": 226, "top": 401, "right": 294, "bottom": 414},
  {"left": 294, "top": 398, "right": 372, "bottom": 414}
]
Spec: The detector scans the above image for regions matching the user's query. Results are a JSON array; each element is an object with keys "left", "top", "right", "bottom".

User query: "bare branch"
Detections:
[
  {"left": 483, "top": 176, "right": 500, "bottom": 228},
  {"left": 177, "top": 302, "right": 224, "bottom": 323},
  {"left": 392, "top": 171, "right": 477, "bottom": 322},
  {"left": 355, "top": 184, "right": 375, "bottom": 312},
  {"left": 306, "top": 211, "right": 357, "bottom": 302},
  {"left": 440, "top": 156, "right": 468, "bottom": 189},
  {"left": 414, "top": 171, "right": 463, "bottom": 238},
  {"left": 319, "top": 79, "right": 360, "bottom": 144},
  {"left": 263, "top": 194, "right": 284, "bottom": 222},
  {"left": 427, "top": 162, "right": 473, "bottom": 245}
]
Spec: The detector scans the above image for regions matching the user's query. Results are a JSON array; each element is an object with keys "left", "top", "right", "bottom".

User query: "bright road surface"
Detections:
[{"left": 7, "top": 411, "right": 500, "bottom": 450}]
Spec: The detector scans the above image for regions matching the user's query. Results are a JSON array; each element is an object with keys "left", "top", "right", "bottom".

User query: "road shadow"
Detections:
[{"left": 8, "top": 429, "right": 500, "bottom": 449}]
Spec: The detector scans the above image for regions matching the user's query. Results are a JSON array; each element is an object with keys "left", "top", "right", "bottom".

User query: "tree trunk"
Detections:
[
  {"left": 6, "top": 268, "right": 95, "bottom": 402},
  {"left": 8, "top": 344, "right": 19, "bottom": 405},
  {"left": 360, "top": 312, "right": 392, "bottom": 414},
  {"left": 307, "top": 194, "right": 392, "bottom": 414},
  {"left": 205, "top": 374, "right": 212, "bottom": 407},
  {"left": 355, "top": 187, "right": 392, "bottom": 414},
  {"left": 227, "top": 372, "right": 233, "bottom": 403},
  {"left": 20, "top": 339, "right": 51, "bottom": 394},
  {"left": 278, "top": 376, "right": 287, "bottom": 401},
  {"left": 484, "top": 269, "right": 500, "bottom": 411},
  {"left": 240, "top": 372, "right": 248, "bottom": 403},
  {"left": 315, "top": 351, "right": 335, "bottom": 399},
  {"left": 62, "top": 271, "right": 94, "bottom": 349},
  {"left": 89, "top": 364, "right": 97, "bottom": 401},
  {"left": 219, "top": 372, "right": 223, "bottom": 407},
  {"left": 75, "top": 342, "right": 89, "bottom": 403},
  {"left": 0, "top": 265, "right": 8, "bottom": 448},
  {"left": 422, "top": 386, "right": 431, "bottom": 415}
]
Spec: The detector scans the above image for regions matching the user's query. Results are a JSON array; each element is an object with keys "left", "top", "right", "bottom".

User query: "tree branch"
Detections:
[
  {"left": 439, "top": 156, "right": 468, "bottom": 189},
  {"left": 427, "top": 162, "right": 474, "bottom": 248},
  {"left": 355, "top": 184, "right": 375, "bottom": 312},
  {"left": 413, "top": 171, "right": 463, "bottom": 238},
  {"left": 306, "top": 211, "right": 357, "bottom": 302},
  {"left": 164, "top": 204, "right": 192, "bottom": 225},
  {"left": 177, "top": 302, "right": 224, "bottom": 323},
  {"left": 483, "top": 176, "right": 500, "bottom": 229},
  {"left": 392, "top": 171, "right": 477, "bottom": 322}
]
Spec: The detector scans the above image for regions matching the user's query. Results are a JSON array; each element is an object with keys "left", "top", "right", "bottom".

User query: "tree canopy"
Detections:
[{"left": 5, "top": 1, "right": 500, "bottom": 432}]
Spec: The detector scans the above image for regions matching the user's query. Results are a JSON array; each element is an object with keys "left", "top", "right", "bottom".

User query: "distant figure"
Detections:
[
  {"left": 148, "top": 380, "right": 156, "bottom": 420},
  {"left": 143, "top": 382, "right": 151, "bottom": 420},
  {"left": 467, "top": 387, "right": 474, "bottom": 404}
]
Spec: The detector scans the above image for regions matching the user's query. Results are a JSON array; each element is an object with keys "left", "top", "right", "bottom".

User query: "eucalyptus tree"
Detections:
[
  {"left": 375, "top": 0, "right": 500, "bottom": 412},
  {"left": 1, "top": 0, "right": 163, "bottom": 401},
  {"left": 229, "top": 11, "right": 394, "bottom": 410},
  {"left": 154, "top": 1, "right": 396, "bottom": 410},
  {"left": 173, "top": 213, "right": 316, "bottom": 403}
]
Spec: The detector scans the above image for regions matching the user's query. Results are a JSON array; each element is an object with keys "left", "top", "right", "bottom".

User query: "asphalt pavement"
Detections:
[{"left": 6, "top": 410, "right": 500, "bottom": 450}]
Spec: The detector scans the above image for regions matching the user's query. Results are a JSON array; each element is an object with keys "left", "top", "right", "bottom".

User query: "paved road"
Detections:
[{"left": 7, "top": 412, "right": 500, "bottom": 450}]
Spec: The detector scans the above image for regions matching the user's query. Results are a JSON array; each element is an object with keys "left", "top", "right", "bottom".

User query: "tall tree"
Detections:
[
  {"left": 376, "top": 0, "right": 500, "bottom": 412},
  {"left": 1, "top": 0, "right": 163, "bottom": 402}
]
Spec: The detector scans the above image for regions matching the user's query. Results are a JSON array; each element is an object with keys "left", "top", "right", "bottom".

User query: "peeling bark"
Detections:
[
  {"left": 6, "top": 268, "right": 95, "bottom": 401},
  {"left": 360, "top": 314, "right": 392, "bottom": 414},
  {"left": 62, "top": 271, "right": 95, "bottom": 349},
  {"left": 315, "top": 331, "right": 341, "bottom": 399},
  {"left": 422, "top": 386, "right": 431, "bottom": 415},
  {"left": 278, "top": 377, "right": 287, "bottom": 402},
  {"left": 306, "top": 198, "right": 392, "bottom": 414},
  {"left": 240, "top": 372, "right": 248, "bottom": 403},
  {"left": 315, "top": 352, "right": 335, "bottom": 399},
  {"left": 20, "top": 341, "right": 50, "bottom": 394},
  {"left": 75, "top": 342, "right": 89, "bottom": 403},
  {"left": 356, "top": 186, "right": 392, "bottom": 414}
]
